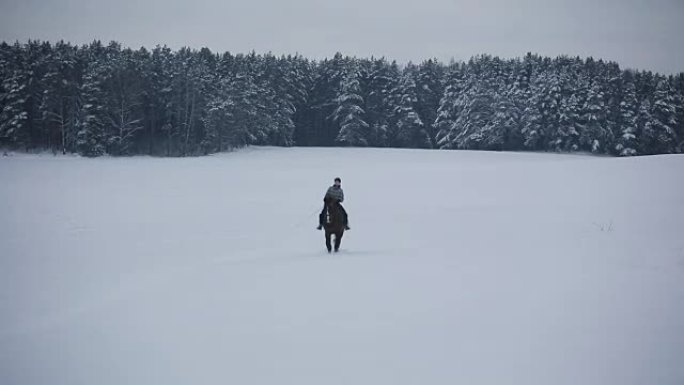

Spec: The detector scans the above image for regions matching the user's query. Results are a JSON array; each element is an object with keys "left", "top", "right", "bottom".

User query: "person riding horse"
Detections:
[{"left": 317, "top": 177, "right": 350, "bottom": 230}]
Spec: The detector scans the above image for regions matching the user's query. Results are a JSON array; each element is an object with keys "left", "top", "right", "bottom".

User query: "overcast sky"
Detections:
[{"left": 0, "top": 0, "right": 682, "bottom": 74}]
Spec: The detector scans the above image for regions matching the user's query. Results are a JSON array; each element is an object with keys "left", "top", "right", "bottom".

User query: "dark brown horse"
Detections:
[{"left": 323, "top": 196, "right": 345, "bottom": 253}]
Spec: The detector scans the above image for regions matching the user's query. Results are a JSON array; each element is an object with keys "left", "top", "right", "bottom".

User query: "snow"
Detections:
[{"left": 1, "top": 147, "right": 684, "bottom": 385}]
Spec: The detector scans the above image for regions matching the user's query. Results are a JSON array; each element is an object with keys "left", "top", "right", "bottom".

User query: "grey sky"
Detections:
[{"left": 1, "top": 0, "right": 682, "bottom": 74}]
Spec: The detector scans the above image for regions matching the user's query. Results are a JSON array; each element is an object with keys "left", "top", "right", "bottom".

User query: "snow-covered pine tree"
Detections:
[
  {"left": 673, "top": 73, "right": 684, "bottom": 153},
  {"left": 1, "top": 41, "right": 51, "bottom": 151},
  {"left": 521, "top": 70, "right": 554, "bottom": 151},
  {"left": 452, "top": 76, "right": 496, "bottom": 150},
  {"left": 539, "top": 72, "right": 563, "bottom": 151},
  {"left": 614, "top": 78, "right": 640, "bottom": 156},
  {"left": 504, "top": 62, "right": 530, "bottom": 151},
  {"left": 239, "top": 52, "right": 272, "bottom": 146},
  {"left": 435, "top": 66, "right": 466, "bottom": 149},
  {"left": 280, "top": 55, "right": 312, "bottom": 146},
  {"left": 185, "top": 47, "right": 217, "bottom": 155},
  {"left": 554, "top": 93, "right": 581, "bottom": 152},
  {"left": 255, "top": 54, "right": 296, "bottom": 146},
  {"left": 77, "top": 60, "right": 108, "bottom": 156},
  {"left": 415, "top": 59, "right": 445, "bottom": 147},
  {"left": 307, "top": 53, "right": 348, "bottom": 145},
  {"left": 601, "top": 62, "right": 625, "bottom": 154},
  {"left": 163, "top": 47, "right": 192, "bottom": 156},
  {"left": 487, "top": 80, "right": 522, "bottom": 151},
  {"left": 147, "top": 45, "right": 179, "bottom": 155},
  {"left": 253, "top": 83, "right": 295, "bottom": 147},
  {"left": 362, "top": 58, "right": 400, "bottom": 147},
  {"left": 200, "top": 83, "right": 226, "bottom": 155},
  {"left": 105, "top": 45, "right": 146, "bottom": 155},
  {"left": 158, "top": 47, "right": 213, "bottom": 156},
  {"left": 389, "top": 71, "right": 429, "bottom": 148},
  {"left": 39, "top": 41, "right": 81, "bottom": 154},
  {"left": 286, "top": 55, "right": 315, "bottom": 145},
  {"left": 333, "top": 74, "right": 369, "bottom": 146},
  {"left": 0, "top": 42, "right": 30, "bottom": 149},
  {"left": 26, "top": 41, "right": 57, "bottom": 151},
  {"left": 635, "top": 99, "right": 655, "bottom": 155},
  {"left": 641, "top": 78, "right": 678, "bottom": 154},
  {"left": 579, "top": 82, "right": 611, "bottom": 153},
  {"left": 223, "top": 72, "right": 260, "bottom": 147}
]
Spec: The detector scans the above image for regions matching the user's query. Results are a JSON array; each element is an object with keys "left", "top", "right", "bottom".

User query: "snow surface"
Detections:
[{"left": 1, "top": 147, "right": 684, "bottom": 385}]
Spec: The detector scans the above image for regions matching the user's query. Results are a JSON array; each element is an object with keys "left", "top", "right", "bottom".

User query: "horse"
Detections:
[{"left": 323, "top": 197, "right": 345, "bottom": 253}]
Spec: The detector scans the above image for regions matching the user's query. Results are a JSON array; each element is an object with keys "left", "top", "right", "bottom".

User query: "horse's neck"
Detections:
[
  {"left": 326, "top": 204, "right": 340, "bottom": 220},
  {"left": 325, "top": 204, "right": 343, "bottom": 230}
]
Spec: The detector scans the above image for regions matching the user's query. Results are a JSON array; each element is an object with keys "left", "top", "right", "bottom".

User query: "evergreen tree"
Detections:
[
  {"left": 579, "top": 82, "right": 611, "bottom": 153},
  {"left": 554, "top": 93, "right": 581, "bottom": 152},
  {"left": 21, "top": 40, "right": 54, "bottom": 150},
  {"left": 488, "top": 81, "right": 523, "bottom": 151},
  {"left": 636, "top": 99, "right": 654, "bottom": 155},
  {"left": 333, "top": 75, "right": 368, "bottom": 146},
  {"left": 522, "top": 71, "right": 562, "bottom": 151},
  {"left": 642, "top": 79, "right": 678, "bottom": 154},
  {"left": 390, "top": 72, "right": 428, "bottom": 148},
  {"left": 451, "top": 77, "right": 496, "bottom": 150},
  {"left": 306, "top": 53, "right": 348, "bottom": 146},
  {"left": 673, "top": 73, "right": 684, "bottom": 153},
  {"left": 0, "top": 43, "right": 30, "bottom": 149},
  {"left": 287, "top": 55, "right": 315, "bottom": 146},
  {"left": 415, "top": 59, "right": 444, "bottom": 147},
  {"left": 435, "top": 67, "right": 466, "bottom": 149},
  {"left": 39, "top": 41, "right": 81, "bottom": 154},
  {"left": 361, "top": 58, "right": 399, "bottom": 147},
  {"left": 223, "top": 72, "right": 261, "bottom": 147},
  {"left": 76, "top": 50, "right": 108, "bottom": 157},
  {"left": 614, "top": 79, "right": 639, "bottom": 156},
  {"left": 105, "top": 45, "right": 146, "bottom": 155}
]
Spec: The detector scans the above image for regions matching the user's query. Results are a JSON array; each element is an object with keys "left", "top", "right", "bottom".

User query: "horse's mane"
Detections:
[{"left": 324, "top": 196, "right": 338, "bottom": 206}]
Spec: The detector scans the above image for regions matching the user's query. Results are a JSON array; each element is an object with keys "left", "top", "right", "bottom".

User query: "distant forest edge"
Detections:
[{"left": 1, "top": 40, "right": 682, "bottom": 157}]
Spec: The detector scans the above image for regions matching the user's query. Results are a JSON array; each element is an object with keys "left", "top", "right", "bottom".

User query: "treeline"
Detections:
[{"left": 0, "top": 40, "right": 682, "bottom": 156}]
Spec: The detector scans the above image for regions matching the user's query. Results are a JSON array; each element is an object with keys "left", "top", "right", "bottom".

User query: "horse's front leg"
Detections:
[
  {"left": 334, "top": 231, "right": 343, "bottom": 252},
  {"left": 325, "top": 231, "right": 332, "bottom": 253}
]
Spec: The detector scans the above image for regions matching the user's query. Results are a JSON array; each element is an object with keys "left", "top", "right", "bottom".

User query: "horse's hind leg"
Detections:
[
  {"left": 325, "top": 231, "right": 332, "bottom": 253},
  {"left": 334, "top": 231, "right": 343, "bottom": 252}
]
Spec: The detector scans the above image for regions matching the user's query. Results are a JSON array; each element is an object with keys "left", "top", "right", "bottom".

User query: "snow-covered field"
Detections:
[{"left": 1, "top": 147, "right": 683, "bottom": 385}]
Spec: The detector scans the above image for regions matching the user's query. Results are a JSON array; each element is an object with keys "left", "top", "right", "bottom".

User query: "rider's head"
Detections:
[{"left": 334, "top": 177, "right": 341, "bottom": 186}]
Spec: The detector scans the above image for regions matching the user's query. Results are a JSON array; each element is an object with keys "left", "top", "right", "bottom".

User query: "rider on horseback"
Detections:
[{"left": 317, "top": 177, "right": 350, "bottom": 230}]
